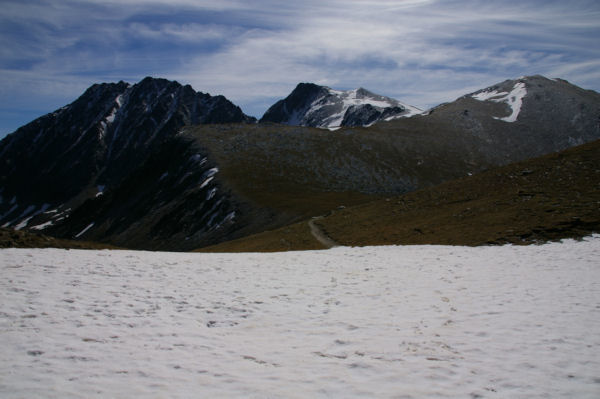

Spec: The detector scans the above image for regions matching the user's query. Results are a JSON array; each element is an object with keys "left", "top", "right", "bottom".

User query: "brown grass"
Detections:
[
  {"left": 0, "top": 228, "right": 122, "bottom": 250},
  {"left": 200, "top": 139, "right": 600, "bottom": 251},
  {"left": 198, "top": 220, "right": 325, "bottom": 252}
]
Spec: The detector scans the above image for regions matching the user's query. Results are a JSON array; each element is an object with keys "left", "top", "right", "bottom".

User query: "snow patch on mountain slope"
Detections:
[
  {"left": 308, "top": 87, "right": 422, "bottom": 129},
  {"left": 472, "top": 82, "right": 527, "bottom": 122},
  {"left": 105, "top": 108, "right": 118, "bottom": 124},
  {"left": 30, "top": 207, "right": 70, "bottom": 230},
  {"left": 29, "top": 206, "right": 65, "bottom": 230},
  {"left": 96, "top": 185, "right": 105, "bottom": 198},
  {"left": 29, "top": 220, "right": 54, "bottom": 230},
  {"left": 498, "top": 82, "right": 527, "bottom": 122},
  {"left": 75, "top": 222, "right": 94, "bottom": 238},
  {"left": 206, "top": 187, "right": 217, "bottom": 201},
  {"left": 199, "top": 176, "right": 214, "bottom": 189},
  {"left": 13, "top": 204, "right": 51, "bottom": 230},
  {"left": 105, "top": 93, "right": 124, "bottom": 125},
  {"left": 199, "top": 168, "right": 219, "bottom": 189},
  {"left": 472, "top": 89, "right": 508, "bottom": 102},
  {"left": 1, "top": 236, "right": 599, "bottom": 398},
  {"left": 14, "top": 215, "right": 35, "bottom": 230}
]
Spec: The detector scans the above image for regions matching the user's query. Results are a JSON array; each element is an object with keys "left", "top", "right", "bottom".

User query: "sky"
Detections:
[{"left": 1, "top": 0, "right": 599, "bottom": 138}]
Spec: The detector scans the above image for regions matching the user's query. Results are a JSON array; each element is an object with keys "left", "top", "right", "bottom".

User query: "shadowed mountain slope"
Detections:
[{"left": 0, "top": 77, "right": 255, "bottom": 247}]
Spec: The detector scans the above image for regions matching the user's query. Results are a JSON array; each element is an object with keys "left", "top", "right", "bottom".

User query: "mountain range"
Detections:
[{"left": 1, "top": 75, "right": 599, "bottom": 250}]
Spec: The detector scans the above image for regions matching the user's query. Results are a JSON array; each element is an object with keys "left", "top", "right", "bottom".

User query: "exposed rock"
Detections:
[{"left": 260, "top": 83, "right": 421, "bottom": 128}]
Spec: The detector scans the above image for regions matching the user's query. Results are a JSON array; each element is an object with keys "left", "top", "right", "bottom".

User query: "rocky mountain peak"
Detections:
[
  {"left": 0, "top": 77, "right": 256, "bottom": 240},
  {"left": 260, "top": 83, "right": 422, "bottom": 128}
]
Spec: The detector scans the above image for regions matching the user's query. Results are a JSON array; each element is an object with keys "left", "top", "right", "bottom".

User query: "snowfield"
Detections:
[
  {"left": 471, "top": 81, "right": 527, "bottom": 122},
  {"left": 1, "top": 237, "right": 599, "bottom": 398}
]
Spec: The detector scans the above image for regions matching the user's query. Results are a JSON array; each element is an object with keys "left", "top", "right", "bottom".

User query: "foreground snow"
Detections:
[{"left": 1, "top": 237, "right": 599, "bottom": 398}]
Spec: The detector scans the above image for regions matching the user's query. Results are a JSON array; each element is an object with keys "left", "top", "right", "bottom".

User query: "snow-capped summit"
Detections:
[
  {"left": 260, "top": 83, "right": 422, "bottom": 129},
  {"left": 458, "top": 75, "right": 600, "bottom": 131}
]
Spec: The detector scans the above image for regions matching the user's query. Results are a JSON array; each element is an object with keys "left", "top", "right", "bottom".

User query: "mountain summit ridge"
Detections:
[{"left": 260, "top": 82, "right": 422, "bottom": 128}]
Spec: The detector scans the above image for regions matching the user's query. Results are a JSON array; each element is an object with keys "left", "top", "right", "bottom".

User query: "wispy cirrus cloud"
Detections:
[
  {"left": 172, "top": 0, "right": 600, "bottom": 115},
  {"left": 1, "top": 0, "right": 599, "bottom": 136}
]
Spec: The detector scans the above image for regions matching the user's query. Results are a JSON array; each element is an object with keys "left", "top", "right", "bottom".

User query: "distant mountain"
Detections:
[
  {"left": 0, "top": 77, "right": 255, "bottom": 249},
  {"left": 1, "top": 74, "right": 598, "bottom": 251},
  {"left": 186, "top": 75, "right": 600, "bottom": 250},
  {"left": 420, "top": 75, "right": 600, "bottom": 163},
  {"left": 209, "top": 75, "right": 600, "bottom": 197},
  {"left": 260, "top": 83, "right": 422, "bottom": 128}
]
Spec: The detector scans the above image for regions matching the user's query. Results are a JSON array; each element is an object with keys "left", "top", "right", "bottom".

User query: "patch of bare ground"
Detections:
[{"left": 308, "top": 216, "right": 339, "bottom": 248}]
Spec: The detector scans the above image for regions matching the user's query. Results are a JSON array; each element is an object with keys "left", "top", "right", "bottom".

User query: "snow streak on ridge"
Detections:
[{"left": 472, "top": 81, "right": 527, "bottom": 122}]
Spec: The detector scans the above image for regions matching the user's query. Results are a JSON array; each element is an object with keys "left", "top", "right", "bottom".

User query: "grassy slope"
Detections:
[
  {"left": 200, "top": 139, "right": 600, "bottom": 252},
  {"left": 197, "top": 221, "right": 326, "bottom": 253},
  {"left": 0, "top": 228, "right": 122, "bottom": 250},
  {"left": 186, "top": 120, "right": 494, "bottom": 244}
]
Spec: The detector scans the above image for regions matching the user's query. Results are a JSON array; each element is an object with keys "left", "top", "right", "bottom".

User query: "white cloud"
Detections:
[
  {"left": 171, "top": 0, "right": 599, "bottom": 111},
  {"left": 127, "top": 22, "right": 242, "bottom": 43},
  {"left": 0, "top": 0, "right": 599, "bottom": 132},
  {"left": 73, "top": 0, "right": 248, "bottom": 12}
]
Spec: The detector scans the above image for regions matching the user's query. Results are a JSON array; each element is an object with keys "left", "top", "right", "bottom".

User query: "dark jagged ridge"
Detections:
[{"left": 0, "top": 77, "right": 255, "bottom": 249}]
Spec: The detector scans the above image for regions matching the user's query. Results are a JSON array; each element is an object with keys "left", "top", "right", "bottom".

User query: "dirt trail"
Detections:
[{"left": 308, "top": 216, "right": 339, "bottom": 248}]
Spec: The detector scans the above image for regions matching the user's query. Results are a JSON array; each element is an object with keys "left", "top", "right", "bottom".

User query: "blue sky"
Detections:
[{"left": 1, "top": 0, "right": 599, "bottom": 138}]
